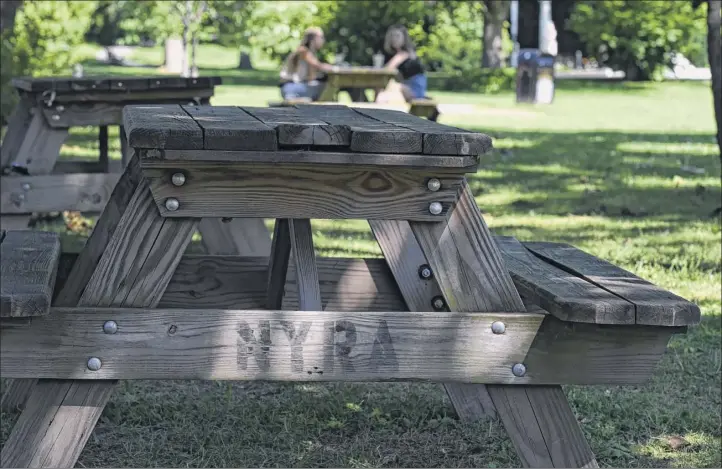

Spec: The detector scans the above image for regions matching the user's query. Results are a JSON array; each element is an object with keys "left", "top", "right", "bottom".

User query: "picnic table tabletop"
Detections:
[
  {"left": 11, "top": 75, "right": 222, "bottom": 93},
  {"left": 122, "top": 103, "right": 490, "bottom": 159}
]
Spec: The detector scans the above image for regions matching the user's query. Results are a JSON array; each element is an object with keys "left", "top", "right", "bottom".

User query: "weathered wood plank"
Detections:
[
  {"left": 295, "top": 104, "right": 422, "bottom": 154},
  {"left": 198, "top": 218, "right": 272, "bottom": 257},
  {"left": 351, "top": 107, "right": 492, "bottom": 156},
  {"left": 52, "top": 88, "right": 214, "bottom": 104},
  {"left": 523, "top": 242, "right": 701, "bottom": 327},
  {"left": 138, "top": 149, "right": 479, "bottom": 169},
  {"left": 123, "top": 104, "right": 203, "bottom": 149},
  {"left": 266, "top": 219, "right": 291, "bottom": 309},
  {"left": 369, "top": 219, "right": 497, "bottom": 421},
  {"left": 142, "top": 163, "right": 463, "bottom": 220},
  {"left": 52, "top": 159, "right": 123, "bottom": 174},
  {"left": 12, "top": 76, "right": 222, "bottom": 93},
  {"left": 409, "top": 182, "right": 599, "bottom": 468},
  {"left": 11, "top": 113, "right": 69, "bottom": 174},
  {"left": 495, "top": 236, "right": 635, "bottom": 324},
  {"left": 182, "top": 105, "right": 278, "bottom": 151},
  {"left": 0, "top": 231, "right": 61, "bottom": 317},
  {"left": 1, "top": 95, "right": 35, "bottom": 169},
  {"left": 0, "top": 308, "right": 543, "bottom": 381},
  {"left": 0, "top": 378, "right": 37, "bottom": 412},
  {"left": 242, "top": 106, "right": 351, "bottom": 146},
  {"left": 0, "top": 173, "right": 121, "bottom": 214},
  {"left": 48, "top": 253, "right": 680, "bottom": 385},
  {"left": 288, "top": 219, "right": 322, "bottom": 311},
  {"left": 41, "top": 102, "right": 122, "bottom": 128}
]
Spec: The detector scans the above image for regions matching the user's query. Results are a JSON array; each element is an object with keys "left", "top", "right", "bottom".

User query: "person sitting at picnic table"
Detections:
[
  {"left": 279, "top": 27, "right": 337, "bottom": 101},
  {"left": 376, "top": 25, "right": 429, "bottom": 104}
]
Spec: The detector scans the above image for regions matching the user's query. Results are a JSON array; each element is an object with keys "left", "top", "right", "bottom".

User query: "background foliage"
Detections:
[{"left": 568, "top": 0, "right": 708, "bottom": 81}]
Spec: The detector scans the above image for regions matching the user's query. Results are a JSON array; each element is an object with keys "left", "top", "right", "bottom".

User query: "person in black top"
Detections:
[{"left": 376, "top": 25, "right": 428, "bottom": 103}]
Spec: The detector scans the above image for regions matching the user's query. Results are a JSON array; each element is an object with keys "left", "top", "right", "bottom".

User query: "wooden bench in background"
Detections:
[{"left": 409, "top": 98, "right": 440, "bottom": 121}]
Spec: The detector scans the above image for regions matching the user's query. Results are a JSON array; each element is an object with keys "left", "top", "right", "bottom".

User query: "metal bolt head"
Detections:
[
  {"left": 427, "top": 178, "right": 441, "bottom": 192},
  {"left": 117, "top": 81, "right": 123, "bottom": 87},
  {"left": 156, "top": 80, "right": 161, "bottom": 85},
  {"left": 165, "top": 197, "right": 180, "bottom": 211},
  {"left": 16, "top": 193, "right": 25, "bottom": 201},
  {"left": 103, "top": 320, "right": 118, "bottom": 334},
  {"left": 491, "top": 321, "right": 506, "bottom": 334},
  {"left": 431, "top": 295, "right": 446, "bottom": 311},
  {"left": 171, "top": 172, "right": 186, "bottom": 186},
  {"left": 87, "top": 357, "right": 102, "bottom": 371},
  {"left": 429, "top": 202, "right": 443, "bottom": 215},
  {"left": 21, "top": 183, "right": 31, "bottom": 191},
  {"left": 512, "top": 363, "right": 526, "bottom": 377},
  {"left": 418, "top": 264, "right": 433, "bottom": 280},
  {"left": 52, "top": 114, "right": 60, "bottom": 121},
  {"left": 56, "top": 105, "right": 65, "bottom": 112}
]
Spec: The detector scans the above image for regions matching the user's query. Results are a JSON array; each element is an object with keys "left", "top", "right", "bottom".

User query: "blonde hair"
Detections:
[
  {"left": 384, "top": 25, "right": 416, "bottom": 59},
  {"left": 283, "top": 26, "right": 324, "bottom": 79}
]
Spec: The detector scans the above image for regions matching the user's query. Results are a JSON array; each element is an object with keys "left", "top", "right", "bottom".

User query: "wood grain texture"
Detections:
[
  {"left": 369, "top": 219, "right": 498, "bottom": 421},
  {"left": 0, "top": 378, "right": 37, "bottom": 412},
  {"left": 47, "top": 253, "right": 678, "bottom": 385},
  {"left": 495, "top": 236, "right": 635, "bottom": 325},
  {"left": 0, "top": 161, "right": 197, "bottom": 468},
  {"left": 409, "top": 182, "right": 599, "bottom": 467},
  {"left": 0, "top": 231, "right": 61, "bottom": 317},
  {"left": 53, "top": 154, "right": 143, "bottom": 306},
  {"left": 123, "top": 104, "right": 203, "bottom": 150},
  {"left": 351, "top": 107, "right": 492, "bottom": 156},
  {"left": 198, "top": 218, "right": 272, "bottom": 257},
  {"left": 182, "top": 105, "right": 278, "bottom": 151},
  {"left": 524, "top": 242, "right": 701, "bottom": 327},
  {"left": 266, "top": 219, "right": 291, "bottom": 310},
  {"left": 295, "top": 104, "right": 422, "bottom": 154},
  {"left": 243, "top": 106, "right": 350, "bottom": 146},
  {"left": 288, "top": 219, "right": 322, "bottom": 311},
  {"left": 52, "top": 159, "right": 123, "bottom": 175},
  {"left": 143, "top": 163, "right": 463, "bottom": 220},
  {"left": 138, "top": 149, "right": 479, "bottom": 169},
  {"left": 1, "top": 307, "right": 543, "bottom": 381},
  {"left": 0, "top": 173, "right": 120, "bottom": 214}
]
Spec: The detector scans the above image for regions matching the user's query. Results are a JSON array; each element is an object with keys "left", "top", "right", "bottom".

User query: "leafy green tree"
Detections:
[{"left": 568, "top": 0, "right": 707, "bottom": 80}]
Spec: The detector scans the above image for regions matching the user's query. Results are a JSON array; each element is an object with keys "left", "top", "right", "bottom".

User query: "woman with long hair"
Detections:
[
  {"left": 279, "top": 27, "right": 336, "bottom": 101},
  {"left": 376, "top": 25, "right": 428, "bottom": 103}
]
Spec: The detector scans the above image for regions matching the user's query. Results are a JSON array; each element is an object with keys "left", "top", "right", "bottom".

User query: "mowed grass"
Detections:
[{"left": 1, "top": 45, "right": 720, "bottom": 467}]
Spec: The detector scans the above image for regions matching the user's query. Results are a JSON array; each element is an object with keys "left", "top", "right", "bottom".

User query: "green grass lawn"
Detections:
[{"left": 1, "top": 45, "right": 720, "bottom": 468}]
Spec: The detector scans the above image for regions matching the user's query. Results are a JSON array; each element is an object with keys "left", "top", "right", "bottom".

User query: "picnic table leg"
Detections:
[
  {"left": 198, "top": 218, "right": 272, "bottom": 256},
  {"left": 98, "top": 125, "right": 109, "bottom": 173},
  {"left": 1, "top": 95, "right": 35, "bottom": 170},
  {"left": 0, "top": 154, "right": 198, "bottom": 469},
  {"left": 119, "top": 125, "right": 129, "bottom": 168},
  {"left": 369, "top": 181, "right": 598, "bottom": 468}
]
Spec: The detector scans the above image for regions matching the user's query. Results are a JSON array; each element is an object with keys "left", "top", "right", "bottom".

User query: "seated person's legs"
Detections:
[{"left": 401, "top": 73, "right": 428, "bottom": 102}]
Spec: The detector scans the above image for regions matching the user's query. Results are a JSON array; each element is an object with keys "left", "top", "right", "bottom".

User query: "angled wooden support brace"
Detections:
[{"left": 370, "top": 181, "right": 598, "bottom": 468}]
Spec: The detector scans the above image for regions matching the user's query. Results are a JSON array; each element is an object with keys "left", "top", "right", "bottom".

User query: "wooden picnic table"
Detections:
[
  {"left": 317, "top": 66, "right": 398, "bottom": 102},
  {"left": 0, "top": 75, "right": 221, "bottom": 231},
  {"left": 0, "top": 104, "right": 700, "bottom": 468}
]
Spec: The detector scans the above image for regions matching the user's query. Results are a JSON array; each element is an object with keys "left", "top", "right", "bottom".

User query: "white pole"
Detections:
[
  {"left": 539, "top": 0, "right": 552, "bottom": 52},
  {"left": 510, "top": 0, "right": 519, "bottom": 67}
]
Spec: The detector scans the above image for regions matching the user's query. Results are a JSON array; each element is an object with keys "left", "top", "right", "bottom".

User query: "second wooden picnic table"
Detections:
[{"left": 317, "top": 66, "right": 398, "bottom": 102}]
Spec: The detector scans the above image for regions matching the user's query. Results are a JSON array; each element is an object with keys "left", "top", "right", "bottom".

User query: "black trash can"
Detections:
[{"left": 515, "top": 49, "right": 555, "bottom": 104}]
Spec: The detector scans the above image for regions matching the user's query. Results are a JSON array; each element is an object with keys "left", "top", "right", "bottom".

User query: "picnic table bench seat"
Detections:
[
  {"left": 0, "top": 230, "right": 61, "bottom": 318},
  {"left": 496, "top": 236, "right": 700, "bottom": 327},
  {"left": 409, "top": 98, "right": 440, "bottom": 121}
]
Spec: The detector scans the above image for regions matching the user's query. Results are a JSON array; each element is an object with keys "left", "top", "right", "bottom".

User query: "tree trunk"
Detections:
[
  {"left": 238, "top": 51, "right": 254, "bottom": 69},
  {"left": 482, "top": 0, "right": 508, "bottom": 68},
  {"left": 707, "top": 0, "right": 722, "bottom": 161},
  {"left": 0, "top": 0, "right": 22, "bottom": 35}
]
